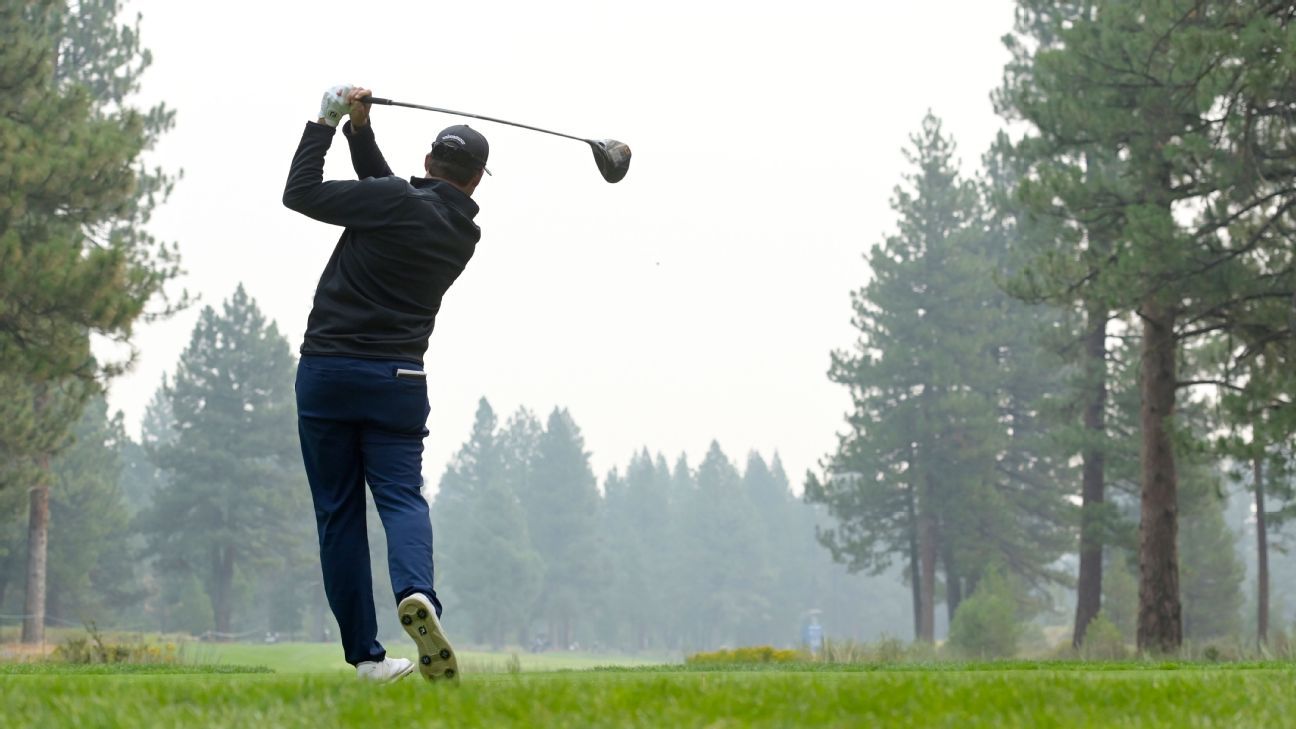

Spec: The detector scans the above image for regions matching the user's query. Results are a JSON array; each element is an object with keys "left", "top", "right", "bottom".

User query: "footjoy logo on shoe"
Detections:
[{"left": 441, "top": 134, "right": 466, "bottom": 145}]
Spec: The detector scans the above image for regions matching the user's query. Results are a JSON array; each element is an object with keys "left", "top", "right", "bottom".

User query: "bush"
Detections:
[
  {"left": 819, "top": 638, "right": 872, "bottom": 664},
  {"left": 52, "top": 624, "right": 179, "bottom": 665},
  {"left": 947, "top": 570, "right": 1023, "bottom": 659},
  {"left": 816, "top": 636, "right": 929, "bottom": 664},
  {"left": 1080, "top": 613, "right": 1128, "bottom": 660},
  {"left": 685, "top": 646, "right": 804, "bottom": 665},
  {"left": 1269, "top": 626, "right": 1291, "bottom": 659}
]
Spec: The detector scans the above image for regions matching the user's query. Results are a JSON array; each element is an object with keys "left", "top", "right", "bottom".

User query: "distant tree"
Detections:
[
  {"left": 660, "top": 454, "right": 697, "bottom": 649},
  {"left": 119, "top": 382, "right": 175, "bottom": 514},
  {"left": 809, "top": 113, "right": 1071, "bottom": 642},
  {"left": 685, "top": 441, "right": 768, "bottom": 647},
  {"left": 1178, "top": 459, "right": 1244, "bottom": 642},
  {"left": 521, "top": 408, "right": 604, "bottom": 649},
  {"left": 139, "top": 286, "right": 300, "bottom": 636},
  {"left": 1208, "top": 348, "right": 1296, "bottom": 647},
  {"left": 1101, "top": 549, "right": 1139, "bottom": 643},
  {"left": 44, "top": 397, "right": 142, "bottom": 625},
  {"left": 433, "top": 399, "right": 542, "bottom": 647},
  {"left": 737, "top": 452, "right": 795, "bottom": 644},
  {"left": 599, "top": 449, "right": 669, "bottom": 650}
]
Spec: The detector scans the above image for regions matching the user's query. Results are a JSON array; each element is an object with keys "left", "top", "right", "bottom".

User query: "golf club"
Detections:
[{"left": 362, "top": 96, "right": 631, "bottom": 184}]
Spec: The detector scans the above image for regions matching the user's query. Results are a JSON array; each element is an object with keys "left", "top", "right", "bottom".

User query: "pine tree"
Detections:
[
  {"left": 139, "top": 286, "right": 301, "bottom": 635},
  {"left": 809, "top": 113, "right": 1072, "bottom": 642},
  {"left": 737, "top": 452, "right": 792, "bottom": 644},
  {"left": 45, "top": 397, "right": 142, "bottom": 624},
  {"left": 521, "top": 408, "right": 604, "bottom": 650},
  {"left": 1, "top": 0, "right": 182, "bottom": 644},
  {"left": 1178, "top": 459, "right": 1244, "bottom": 641},
  {"left": 599, "top": 449, "right": 669, "bottom": 650},
  {"left": 432, "top": 399, "right": 542, "bottom": 647},
  {"left": 687, "top": 441, "right": 767, "bottom": 647},
  {"left": 997, "top": 0, "right": 1296, "bottom": 652}
]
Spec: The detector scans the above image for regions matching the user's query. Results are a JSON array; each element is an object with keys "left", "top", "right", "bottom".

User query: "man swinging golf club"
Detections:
[{"left": 283, "top": 84, "right": 488, "bottom": 683}]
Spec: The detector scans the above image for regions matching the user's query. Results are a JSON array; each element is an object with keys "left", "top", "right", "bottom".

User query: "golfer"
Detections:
[{"left": 282, "top": 85, "right": 489, "bottom": 682}]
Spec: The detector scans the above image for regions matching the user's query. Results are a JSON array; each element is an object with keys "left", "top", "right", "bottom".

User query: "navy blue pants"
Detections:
[{"left": 295, "top": 355, "right": 443, "bottom": 666}]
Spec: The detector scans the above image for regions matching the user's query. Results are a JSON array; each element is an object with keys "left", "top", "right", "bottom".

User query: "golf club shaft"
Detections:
[{"left": 363, "top": 97, "right": 589, "bottom": 144}]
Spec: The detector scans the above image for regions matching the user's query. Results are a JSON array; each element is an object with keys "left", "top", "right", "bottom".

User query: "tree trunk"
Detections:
[
  {"left": 905, "top": 467, "right": 922, "bottom": 642},
  {"left": 21, "top": 457, "right": 51, "bottom": 645},
  {"left": 1136, "top": 302, "right": 1182, "bottom": 653},
  {"left": 917, "top": 480, "right": 937, "bottom": 643},
  {"left": 211, "top": 545, "right": 235, "bottom": 636},
  {"left": 941, "top": 530, "right": 962, "bottom": 624},
  {"left": 1073, "top": 306, "right": 1108, "bottom": 648},
  {"left": 1254, "top": 455, "right": 1269, "bottom": 648}
]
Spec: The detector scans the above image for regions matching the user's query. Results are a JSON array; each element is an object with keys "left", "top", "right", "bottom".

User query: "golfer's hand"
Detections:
[
  {"left": 348, "top": 87, "right": 373, "bottom": 129},
  {"left": 317, "top": 84, "right": 354, "bottom": 127}
]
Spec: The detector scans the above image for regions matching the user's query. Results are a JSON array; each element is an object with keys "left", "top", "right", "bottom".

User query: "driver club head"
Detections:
[{"left": 589, "top": 139, "right": 632, "bottom": 183}]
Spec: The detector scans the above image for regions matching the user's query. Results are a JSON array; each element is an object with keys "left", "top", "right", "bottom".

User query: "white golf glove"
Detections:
[{"left": 318, "top": 85, "right": 355, "bottom": 127}]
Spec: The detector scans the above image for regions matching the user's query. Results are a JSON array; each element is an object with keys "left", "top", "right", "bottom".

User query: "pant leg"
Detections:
[
  {"left": 359, "top": 366, "right": 443, "bottom": 618},
  {"left": 296, "top": 360, "right": 385, "bottom": 666}
]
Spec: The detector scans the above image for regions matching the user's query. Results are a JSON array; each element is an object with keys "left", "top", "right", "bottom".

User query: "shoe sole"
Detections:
[{"left": 398, "top": 595, "right": 459, "bottom": 683}]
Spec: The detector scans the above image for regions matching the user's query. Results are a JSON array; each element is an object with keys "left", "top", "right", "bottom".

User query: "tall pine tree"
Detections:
[
  {"left": 139, "top": 286, "right": 301, "bottom": 635},
  {"left": 1, "top": 0, "right": 182, "bottom": 644},
  {"left": 998, "top": 0, "right": 1296, "bottom": 652}
]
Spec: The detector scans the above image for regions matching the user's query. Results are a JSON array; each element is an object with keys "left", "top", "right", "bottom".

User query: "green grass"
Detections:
[
  {"left": 0, "top": 663, "right": 271, "bottom": 676},
  {"left": 2, "top": 658, "right": 1294, "bottom": 727},
  {"left": 180, "top": 641, "right": 666, "bottom": 673}
]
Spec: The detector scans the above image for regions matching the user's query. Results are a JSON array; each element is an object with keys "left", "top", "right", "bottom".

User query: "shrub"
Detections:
[
  {"left": 52, "top": 624, "right": 179, "bottom": 665},
  {"left": 685, "top": 646, "right": 804, "bottom": 665},
  {"left": 1080, "top": 613, "right": 1128, "bottom": 660},
  {"left": 947, "top": 570, "right": 1024, "bottom": 659},
  {"left": 819, "top": 638, "right": 872, "bottom": 664},
  {"left": 816, "top": 636, "right": 923, "bottom": 664},
  {"left": 1269, "top": 626, "right": 1291, "bottom": 659}
]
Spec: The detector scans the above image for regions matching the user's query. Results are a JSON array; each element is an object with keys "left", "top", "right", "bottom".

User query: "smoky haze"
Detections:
[
  {"left": 8, "top": 0, "right": 1290, "bottom": 665},
  {"left": 107, "top": 0, "right": 1018, "bottom": 489}
]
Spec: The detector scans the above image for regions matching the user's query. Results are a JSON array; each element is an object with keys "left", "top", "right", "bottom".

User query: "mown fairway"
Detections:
[{"left": 3, "top": 657, "right": 1294, "bottom": 728}]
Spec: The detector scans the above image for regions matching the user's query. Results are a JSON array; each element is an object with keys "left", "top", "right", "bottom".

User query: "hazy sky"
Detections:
[{"left": 109, "top": 0, "right": 1017, "bottom": 492}]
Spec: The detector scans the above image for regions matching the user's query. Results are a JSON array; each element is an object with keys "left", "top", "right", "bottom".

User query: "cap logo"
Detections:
[{"left": 441, "top": 134, "right": 466, "bottom": 145}]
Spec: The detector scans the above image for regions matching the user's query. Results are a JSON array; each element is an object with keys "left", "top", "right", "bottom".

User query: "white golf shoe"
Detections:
[
  {"left": 356, "top": 656, "right": 415, "bottom": 683},
  {"left": 398, "top": 593, "right": 459, "bottom": 683}
]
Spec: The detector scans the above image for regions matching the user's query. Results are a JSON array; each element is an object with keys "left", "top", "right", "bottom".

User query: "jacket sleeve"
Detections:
[
  {"left": 282, "top": 122, "right": 404, "bottom": 229},
  {"left": 343, "top": 121, "right": 395, "bottom": 179}
]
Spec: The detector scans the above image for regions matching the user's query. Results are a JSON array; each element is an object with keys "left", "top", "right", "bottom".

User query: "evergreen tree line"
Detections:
[
  {"left": 2, "top": 287, "right": 903, "bottom": 651},
  {"left": 432, "top": 399, "right": 893, "bottom": 652},
  {"left": 811, "top": 0, "right": 1296, "bottom": 654}
]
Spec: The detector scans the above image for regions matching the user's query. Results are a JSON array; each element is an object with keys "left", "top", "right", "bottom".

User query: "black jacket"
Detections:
[{"left": 283, "top": 120, "right": 481, "bottom": 364}]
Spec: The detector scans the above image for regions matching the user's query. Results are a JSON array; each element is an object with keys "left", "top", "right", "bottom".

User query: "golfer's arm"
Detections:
[
  {"left": 343, "top": 121, "right": 395, "bottom": 180},
  {"left": 283, "top": 122, "right": 399, "bottom": 228}
]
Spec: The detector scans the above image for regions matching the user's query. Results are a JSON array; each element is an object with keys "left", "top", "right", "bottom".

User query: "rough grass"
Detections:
[{"left": 2, "top": 660, "right": 1293, "bottom": 728}]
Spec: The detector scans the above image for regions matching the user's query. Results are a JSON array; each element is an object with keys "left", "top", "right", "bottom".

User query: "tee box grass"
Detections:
[{"left": 3, "top": 645, "right": 1295, "bottom": 728}]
